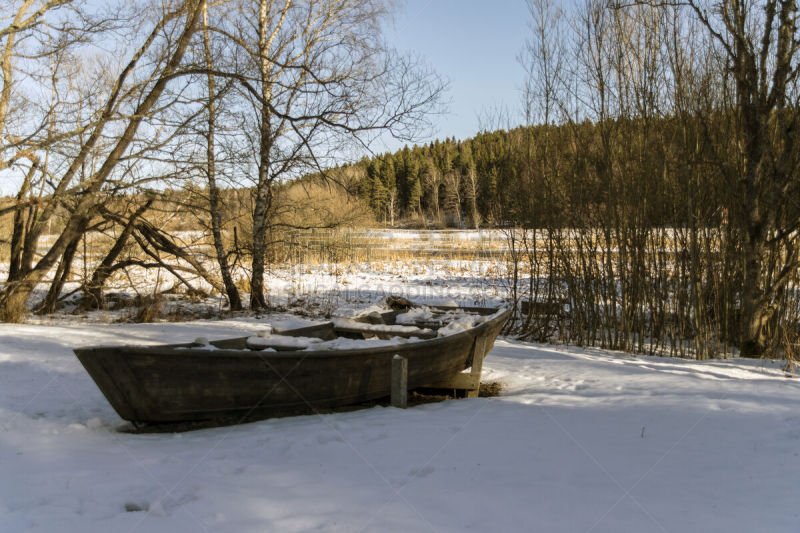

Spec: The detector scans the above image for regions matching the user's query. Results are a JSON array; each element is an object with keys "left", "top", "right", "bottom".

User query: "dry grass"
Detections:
[
  {"left": 233, "top": 275, "right": 251, "bottom": 295},
  {"left": 782, "top": 327, "right": 799, "bottom": 377},
  {"left": 132, "top": 294, "right": 163, "bottom": 323},
  {"left": 274, "top": 228, "right": 510, "bottom": 265},
  {"left": 478, "top": 380, "right": 503, "bottom": 397}
]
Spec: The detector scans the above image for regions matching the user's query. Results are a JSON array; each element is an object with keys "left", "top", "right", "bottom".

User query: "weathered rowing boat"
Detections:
[{"left": 74, "top": 305, "right": 509, "bottom": 424}]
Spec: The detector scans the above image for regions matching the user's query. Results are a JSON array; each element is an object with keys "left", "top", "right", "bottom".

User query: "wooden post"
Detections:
[
  {"left": 423, "top": 335, "right": 489, "bottom": 397},
  {"left": 465, "top": 336, "right": 488, "bottom": 398},
  {"left": 391, "top": 354, "right": 407, "bottom": 408}
]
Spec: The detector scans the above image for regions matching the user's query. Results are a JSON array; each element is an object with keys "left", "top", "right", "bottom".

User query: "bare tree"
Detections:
[
  {"left": 201, "top": 0, "right": 242, "bottom": 310},
  {"left": 1, "top": 1, "right": 73, "bottom": 171},
  {"left": 506, "top": 0, "right": 799, "bottom": 358},
  {"left": 0, "top": 0, "right": 205, "bottom": 321},
  {"left": 208, "top": 0, "right": 444, "bottom": 310},
  {"left": 680, "top": 0, "right": 800, "bottom": 355},
  {"left": 75, "top": 197, "right": 153, "bottom": 310}
]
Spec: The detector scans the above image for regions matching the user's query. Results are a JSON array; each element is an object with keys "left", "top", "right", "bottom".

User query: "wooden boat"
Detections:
[{"left": 74, "top": 306, "right": 510, "bottom": 424}]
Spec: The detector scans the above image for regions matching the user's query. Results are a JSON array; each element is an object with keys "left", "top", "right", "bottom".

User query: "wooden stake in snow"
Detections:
[{"left": 391, "top": 355, "right": 407, "bottom": 408}]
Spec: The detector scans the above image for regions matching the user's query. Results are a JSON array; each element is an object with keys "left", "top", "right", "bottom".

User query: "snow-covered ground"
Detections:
[
  {"left": 16, "top": 257, "right": 507, "bottom": 325},
  {"left": 2, "top": 318, "right": 799, "bottom": 532},
  {"left": 2, "top": 230, "right": 798, "bottom": 531}
]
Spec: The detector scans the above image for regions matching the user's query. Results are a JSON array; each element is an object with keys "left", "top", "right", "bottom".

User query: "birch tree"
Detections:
[
  {"left": 201, "top": 0, "right": 242, "bottom": 310},
  {"left": 213, "top": 0, "right": 443, "bottom": 310}
]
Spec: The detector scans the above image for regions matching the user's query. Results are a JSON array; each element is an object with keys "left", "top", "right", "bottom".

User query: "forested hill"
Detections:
[
  {"left": 342, "top": 130, "right": 515, "bottom": 228},
  {"left": 341, "top": 117, "right": 736, "bottom": 229}
]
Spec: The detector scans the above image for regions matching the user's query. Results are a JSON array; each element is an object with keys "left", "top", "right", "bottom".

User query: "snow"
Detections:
[
  {"left": 395, "top": 306, "right": 436, "bottom": 325},
  {"left": 254, "top": 325, "right": 272, "bottom": 337},
  {"left": 270, "top": 317, "right": 330, "bottom": 333},
  {"left": 436, "top": 308, "right": 506, "bottom": 336},
  {"left": 308, "top": 336, "right": 419, "bottom": 351},
  {"left": 331, "top": 318, "right": 430, "bottom": 335},
  {"left": 10, "top": 253, "right": 507, "bottom": 325},
  {"left": 349, "top": 304, "right": 387, "bottom": 318},
  {"left": 244, "top": 329, "right": 427, "bottom": 351},
  {"left": 1, "top": 319, "right": 799, "bottom": 532},
  {"left": 436, "top": 314, "right": 487, "bottom": 336},
  {"left": 395, "top": 306, "right": 505, "bottom": 334},
  {"left": 245, "top": 335, "right": 323, "bottom": 350}
]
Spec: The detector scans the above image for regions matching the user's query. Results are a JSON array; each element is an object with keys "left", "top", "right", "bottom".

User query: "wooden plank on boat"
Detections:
[
  {"left": 466, "top": 335, "right": 489, "bottom": 398},
  {"left": 333, "top": 324, "right": 437, "bottom": 340},
  {"left": 428, "top": 372, "right": 479, "bottom": 390},
  {"left": 391, "top": 355, "right": 407, "bottom": 408},
  {"left": 425, "top": 334, "right": 490, "bottom": 397},
  {"left": 274, "top": 321, "right": 336, "bottom": 339}
]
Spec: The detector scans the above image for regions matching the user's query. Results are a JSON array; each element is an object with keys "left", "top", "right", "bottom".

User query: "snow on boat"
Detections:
[{"left": 73, "top": 305, "right": 510, "bottom": 424}]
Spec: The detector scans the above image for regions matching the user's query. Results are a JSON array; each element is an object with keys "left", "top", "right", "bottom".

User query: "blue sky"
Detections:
[
  {"left": 379, "top": 0, "right": 530, "bottom": 152},
  {"left": 0, "top": 1, "right": 532, "bottom": 194}
]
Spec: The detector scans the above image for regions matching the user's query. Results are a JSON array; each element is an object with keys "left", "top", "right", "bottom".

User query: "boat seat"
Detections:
[{"left": 333, "top": 324, "right": 436, "bottom": 340}]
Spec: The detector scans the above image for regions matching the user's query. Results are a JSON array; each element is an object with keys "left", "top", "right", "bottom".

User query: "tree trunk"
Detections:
[
  {"left": 8, "top": 204, "right": 28, "bottom": 282},
  {"left": 7, "top": 161, "right": 38, "bottom": 282},
  {"left": 81, "top": 201, "right": 151, "bottom": 309},
  {"left": 249, "top": 69, "right": 272, "bottom": 310},
  {"left": 739, "top": 229, "right": 769, "bottom": 356},
  {"left": 203, "top": 0, "right": 241, "bottom": 311},
  {"left": 36, "top": 234, "right": 81, "bottom": 315},
  {"left": 466, "top": 169, "right": 479, "bottom": 229},
  {"left": 0, "top": 218, "right": 86, "bottom": 322},
  {"left": 249, "top": 0, "right": 289, "bottom": 311},
  {"left": 250, "top": 164, "right": 272, "bottom": 311}
]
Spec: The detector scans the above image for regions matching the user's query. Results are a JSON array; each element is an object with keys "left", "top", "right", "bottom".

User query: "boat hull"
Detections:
[{"left": 74, "top": 308, "right": 509, "bottom": 423}]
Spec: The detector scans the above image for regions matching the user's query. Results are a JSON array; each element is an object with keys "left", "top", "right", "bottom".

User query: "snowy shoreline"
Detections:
[{"left": 2, "top": 319, "right": 799, "bottom": 532}]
